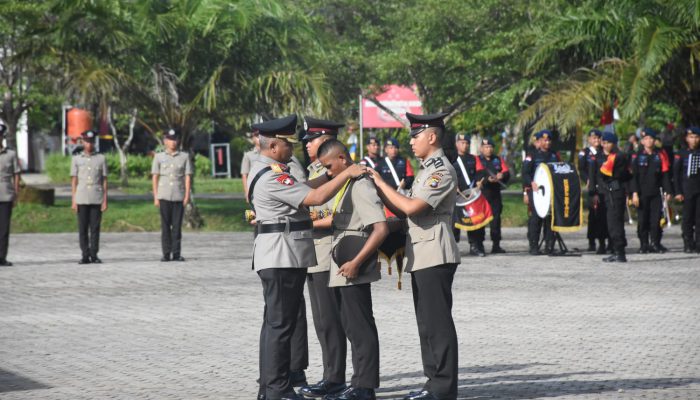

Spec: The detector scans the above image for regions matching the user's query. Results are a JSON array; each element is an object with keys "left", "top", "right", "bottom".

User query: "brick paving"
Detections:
[{"left": 1, "top": 227, "right": 699, "bottom": 399}]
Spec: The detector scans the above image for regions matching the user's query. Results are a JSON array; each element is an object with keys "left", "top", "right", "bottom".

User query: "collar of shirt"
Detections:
[
  {"left": 420, "top": 149, "right": 445, "bottom": 168},
  {"left": 165, "top": 150, "right": 180, "bottom": 157}
]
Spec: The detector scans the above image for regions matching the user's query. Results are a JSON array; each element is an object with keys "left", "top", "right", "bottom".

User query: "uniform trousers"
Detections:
[
  {"left": 527, "top": 191, "right": 553, "bottom": 247},
  {"left": 682, "top": 192, "right": 700, "bottom": 246},
  {"left": 468, "top": 189, "right": 504, "bottom": 244},
  {"left": 605, "top": 189, "right": 627, "bottom": 253},
  {"left": 77, "top": 204, "right": 102, "bottom": 258},
  {"left": 159, "top": 200, "right": 184, "bottom": 257},
  {"left": 307, "top": 271, "right": 346, "bottom": 382},
  {"left": 636, "top": 194, "right": 662, "bottom": 245},
  {"left": 586, "top": 193, "right": 608, "bottom": 240},
  {"left": 335, "top": 283, "right": 379, "bottom": 389},
  {"left": 258, "top": 268, "right": 307, "bottom": 399},
  {"left": 411, "top": 264, "right": 458, "bottom": 400},
  {"left": 290, "top": 294, "right": 309, "bottom": 373},
  {"left": 0, "top": 201, "right": 13, "bottom": 260}
]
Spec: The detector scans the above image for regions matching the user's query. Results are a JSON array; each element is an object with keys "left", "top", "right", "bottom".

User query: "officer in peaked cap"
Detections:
[
  {"left": 151, "top": 128, "right": 193, "bottom": 262},
  {"left": 369, "top": 112, "right": 460, "bottom": 400},
  {"left": 0, "top": 120, "right": 21, "bottom": 266},
  {"left": 70, "top": 130, "right": 108, "bottom": 264},
  {"left": 297, "top": 117, "right": 350, "bottom": 399},
  {"left": 247, "top": 114, "right": 367, "bottom": 400}
]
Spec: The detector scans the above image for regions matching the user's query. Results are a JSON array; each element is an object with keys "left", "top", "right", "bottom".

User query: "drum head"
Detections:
[
  {"left": 456, "top": 188, "right": 481, "bottom": 206},
  {"left": 533, "top": 164, "right": 552, "bottom": 218}
]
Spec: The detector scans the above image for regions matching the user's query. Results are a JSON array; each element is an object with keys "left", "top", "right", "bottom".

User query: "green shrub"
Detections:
[
  {"left": 44, "top": 153, "right": 72, "bottom": 182},
  {"left": 195, "top": 155, "right": 210, "bottom": 178}
]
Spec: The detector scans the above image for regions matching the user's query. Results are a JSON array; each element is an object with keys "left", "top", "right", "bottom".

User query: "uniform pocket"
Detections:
[{"left": 408, "top": 226, "right": 436, "bottom": 243}]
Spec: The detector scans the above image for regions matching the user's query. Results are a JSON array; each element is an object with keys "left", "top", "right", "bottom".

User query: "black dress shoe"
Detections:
[
  {"left": 324, "top": 387, "right": 375, "bottom": 400},
  {"left": 603, "top": 253, "right": 627, "bottom": 263},
  {"left": 78, "top": 257, "right": 91, "bottom": 264},
  {"left": 402, "top": 390, "right": 438, "bottom": 400},
  {"left": 469, "top": 244, "right": 485, "bottom": 257},
  {"left": 637, "top": 245, "right": 649, "bottom": 254},
  {"left": 0, "top": 259, "right": 12, "bottom": 267},
  {"left": 171, "top": 255, "right": 186, "bottom": 262},
  {"left": 90, "top": 256, "right": 102, "bottom": 264},
  {"left": 300, "top": 380, "right": 346, "bottom": 398},
  {"left": 587, "top": 239, "right": 596, "bottom": 252},
  {"left": 160, "top": 255, "right": 171, "bottom": 262},
  {"left": 491, "top": 245, "right": 506, "bottom": 254},
  {"left": 528, "top": 246, "right": 541, "bottom": 256},
  {"left": 289, "top": 370, "right": 307, "bottom": 387},
  {"left": 596, "top": 246, "right": 607, "bottom": 255},
  {"left": 650, "top": 243, "right": 667, "bottom": 253}
]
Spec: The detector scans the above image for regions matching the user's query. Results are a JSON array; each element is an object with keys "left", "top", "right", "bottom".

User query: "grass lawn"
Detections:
[
  {"left": 114, "top": 177, "right": 244, "bottom": 195},
  {"left": 12, "top": 198, "right": 254, "bottom": 233}
]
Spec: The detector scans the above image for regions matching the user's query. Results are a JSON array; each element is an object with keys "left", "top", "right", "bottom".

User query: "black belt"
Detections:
[{"left": 257, "top": 220, "right": 313, "bottom": 234}]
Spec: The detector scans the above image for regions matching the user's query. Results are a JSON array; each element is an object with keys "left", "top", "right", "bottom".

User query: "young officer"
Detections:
[
  {"left": 70, "top": 130, "right": 108, "bottom": 264},
  {"left": 298, "top": 117, "right": 348, "bottom": 399},
  {"left": 522, "top": 130, "right": 561, "bottom": 255},
  {"left": 451, "top": 133, "right": 486, "bottom": 256},
  {"left": 579, "top": 129, "right": 609, "bottom": 253},
  {"left": 370, "top": 112, "right": 460, "bottom": 400},
  {"left": 593, "top": 132, "right": 631, "bottom": 263},
  {"left": 630, "top": 127, "right": 672, "bottom": 253},
  {"left": 0, "top": 121, "right": 21, "bottom": 266},
  {"left": 248, "top": 115, "right": 366, "bottom": 400},
  {"left": 316, "top": 139, "right": 389, "bottom": 400},
  {"left": 476, "top": 137, "right": 510, "bottom": 253},
  {"left": 673, "top": 127, "right": 700, "bottom": 253},
  {"left": 151, "top": 129, "right": 192, "bottom": 262}
]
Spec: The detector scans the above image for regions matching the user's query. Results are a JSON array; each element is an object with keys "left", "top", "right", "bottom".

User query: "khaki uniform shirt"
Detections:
[
  {"left": 70, "top": 152, "right": 108, "bottom": 205},
  {"left": 405, "top": 149, "right": 461, "bottom": 272},
  {"left": 151, "top": 151, "right": 193, "bottom": 201},
  {"left": 288, "top": 155, "right": 307, "bottom": 182},
  {"left": 307, "top": 161, "right": 334, "bottom": 274},
  {"left": 329, "top": 177, "right": 386, "bottom": 287},
  {"left": 241, "top": 148, "right": 259, "bottom": 175},
  {"left": 0, "top": 148, "right": 20, "bottom": 202},
  {"left": 248, "top": 154, "right": 316, "bottom": 272}
]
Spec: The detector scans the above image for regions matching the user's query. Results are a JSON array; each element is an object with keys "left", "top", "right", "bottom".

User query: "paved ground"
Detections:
[{"left": 1, "top": 227, "right": 699, "bottom": 399}]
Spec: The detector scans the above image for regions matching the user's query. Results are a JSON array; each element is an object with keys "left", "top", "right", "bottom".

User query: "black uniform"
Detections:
[
  {"left": 673, "top": 147, "right": 700, "bottom": 252},
  {"left": 377, "top": 156, "right": 414, "bottom": 191},
  {"left": 452, "top": 153, "right": 483, "bottom": 249},
  {"left": 475, "top": 154, "right": 510, "bottom": 250},
  {"left": 630, "top": 149, "right": 672, "bottom": 252},
  {"left": 581, "top": 147, "right": 609, "bottom": 251},
  {"left": 592, "top": 148, "right": 631, "bottom": 259},
  {"left": 522, "top": 149, "right": 560, "bottom": 253}
]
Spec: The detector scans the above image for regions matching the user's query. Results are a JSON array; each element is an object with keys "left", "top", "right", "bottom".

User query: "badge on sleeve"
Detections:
[
  {"left": 426, "top": 174, "right": 442, "bottom": 188},
  {"left": 276, "top": 174, "right": 294, "bottom": 186}
]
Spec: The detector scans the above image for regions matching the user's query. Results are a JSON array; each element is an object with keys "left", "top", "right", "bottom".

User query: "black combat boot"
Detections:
[
  {"left": 638, "top": 235, "right": 649, "bottom": 254},
  {"left": 491, "top": 241, "right": 506, "bottom": 254},
  {"left": 587, "top": 238, "right": 596, "bottom": 252},
  {"left": 596, "top": 239, "right": 607, "bottom": 255}
]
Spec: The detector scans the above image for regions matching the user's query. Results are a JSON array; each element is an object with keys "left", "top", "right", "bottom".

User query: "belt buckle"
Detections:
[{"left": 284, "top": 219, "right": 291, "bottom": 234}]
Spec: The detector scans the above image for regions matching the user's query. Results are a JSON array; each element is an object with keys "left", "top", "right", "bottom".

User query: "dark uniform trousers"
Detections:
[
  {"left": 468, "top": 189, "right": 504, "bottom": 244},
  {"left": 290, "top": 295, "right": 308, "bottom": 374},
  {"left": 605, "top": 187, "right": 627, "bottom": 253},
  {"left": 526, "top": 191, "right": 553, "bottom": 247},
  {"left": 258, "top": 268, "right": 307, "bottom": 399},
  {"left": 335, "top": 283, "right": 379, "bottom": 389},
  {"left": 636, "top": 194, "right": 662, "bottom": 245},
  {"left": 307, "top": 272, "right": 346, "bottom": 382},
  {"left": 586, "top": 192, "right": 608, "bottom": 240},
  {"left": 159, "top": 200, "right": 184, "bottom": 256},
  {"left": 0, "top": 202, "right": 13, "bottom": 260},
  {"left": 682, "top": 193, "right": 700, "bottom": 246},
  {"left": 411, "top": 264, "right": 458, "bottom": 400},
  {"left": 77, "top": 204, "right": 102, "bottom": 258}
]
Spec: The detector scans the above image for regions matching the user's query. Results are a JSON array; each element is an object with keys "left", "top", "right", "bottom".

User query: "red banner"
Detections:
[{"left": 362, "top": 85, "right": 422, "bottom": 128}]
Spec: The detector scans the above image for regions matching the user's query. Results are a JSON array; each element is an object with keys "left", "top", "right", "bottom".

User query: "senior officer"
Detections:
[
  {"left": 0, "top": 120, "right": 21, "bottom": 267},
  {"left": 298, "top": 117, "right": 349, "bottom": 399},
  {"left": 370, "top": 112, "right": 460, "bottom": 400},
  {"left": 247, "top": 115, "right": 366, "bottom": 400},
  {"left": 151, "top": 129, "right": 192, "bottom": 262},
  {"left": 70, "top": 130, "right": 108, "bottom": 264}
]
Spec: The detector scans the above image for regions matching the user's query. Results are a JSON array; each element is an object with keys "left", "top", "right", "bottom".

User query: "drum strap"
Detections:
[
  {"left": 457, "top": 156, "right": 472, "bottom": 187},
  {"left": 385, "top": 157, "right": 402, "bottom": 187},
  {"left": 363, "top": 156, "right": 376, "bottom": 169}
]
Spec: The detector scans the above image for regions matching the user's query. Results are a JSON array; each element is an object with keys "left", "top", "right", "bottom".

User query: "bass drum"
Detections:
[{"left": 533, "top": 163, "right": 553, "bottom": 218}]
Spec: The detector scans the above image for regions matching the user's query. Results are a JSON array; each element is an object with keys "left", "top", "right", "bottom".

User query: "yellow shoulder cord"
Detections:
[{"left": 331, "top": 179, "right": 351, "bottom": 216}]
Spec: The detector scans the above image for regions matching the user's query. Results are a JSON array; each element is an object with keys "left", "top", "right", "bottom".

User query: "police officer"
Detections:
[
  {"left": 242, "top": 129, "right": 261, "bottom": 202},
  {"left": 151, "top": 129, "right": 192, "bottom": 262},
  {"left": 476, "top": 137, "right": 510, "bottom": 253},
  {"left": 359, "top": 136, "right": 381, "bottom": 169},
  {"left": 579, "top": 129, "right": 609, "bottom": 253},
  {"left": 370, "top": 112, "right": 460, "bottom": 400},
  {"left": 451, "top": 133, "right": 486, "bottom": 256},
  {"left": 522, "top": 130, "right": 561, "bottom": 255},
  {"left": 70, "top": 130, "right": 108, "bottom": 264},
  {"left": 317, "top": 139, "right": 389, "bottom": 400},
  {"left": 377, "top": 138, "right": 414, "bottom": 193},
  {"left": 674, "top": 127, "right": 700, "bottom": 253},
  {"left": 297, "top": 117, "right": 348, "bottom": 399},
  {"left": 248, "top": 115, "right": 366, "bottom": 400},
  {"left": 630, "top": 127, "right": 672, "bottom": 253},
  {"left": 592, "top": 132, "right": 631, "bottom": 262},
  {"left": 0, "top": 121, "right": 20, "bottom": 266}
]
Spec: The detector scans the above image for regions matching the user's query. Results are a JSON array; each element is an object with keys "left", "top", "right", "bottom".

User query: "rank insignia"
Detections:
[
  {"left": 276, "top": 174, "right": 294, "bottom": 186},
  {"left": 270, "top": 163, "right": 286, "bottom": 173}
]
